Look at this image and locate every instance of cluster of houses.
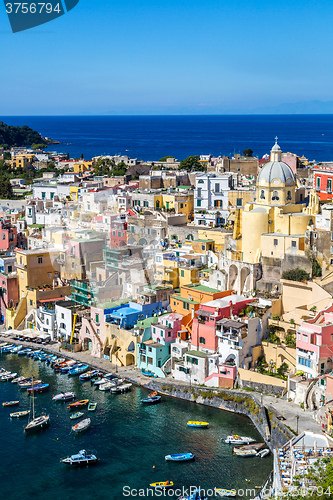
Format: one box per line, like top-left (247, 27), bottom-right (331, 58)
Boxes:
top-left (4, 140), bottom-right (333, 432)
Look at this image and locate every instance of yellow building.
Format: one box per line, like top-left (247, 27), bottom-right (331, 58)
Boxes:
top-left (73, 161), bottom-right (93, 173)
top-left (70, 185), bottom-right (80, 201)
top-left (197, 229), bottom-right (232, 253)
top-left (154, 192), bottom-right (194, 222)
top-left (11, 153), bottom-right (35, 170)
top-left (16, 249), bottom-right (61, 299)
top-left (241, 139), bottom-right (318, 264)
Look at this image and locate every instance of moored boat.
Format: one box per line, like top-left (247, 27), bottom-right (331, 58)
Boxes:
top-left (3, 400), bottom-right (19, 407)
top-left (215, 489), bottom-right (237, 497)
top-left (149, 481), bottom-right (174, 490)
top-left (67, 399), bottom-right (89, 410)
top-left (27, 383), bottom-right (50, 393)
top-left (71, 418), bottom-right (91, 433)
top-left (232, 443), bottom-right (264, 452)
top-left (110, 383), bottom-right (132, 393)
top-left (257, 448), bottom-right (270, 458)
top-left (165, 453), bottom-right (194, 461)
top-left (187, 421), bottom-right (209, 428)
top-left (88, 402), bottom-right (97, 411)
top-left (80, 370), bottom-right (99, 381)
top-left (10, 410), bottom-right (30, 418)
top-left (12, 376), bottom-right (26, 384)
top-left (1, 372), bottom-right (18, 381)
top-left (61, 449), bottom-right (98, 466)
top-left (25, 378), bottom-right (50, 433)
top-left (19, 379), bottom-right (42, 388)
top-left (70, 411), bottom-right (84, 420)
top-left (141, 395), bottom-right (161, 404)
top-left (68, 364), bottom-right (89, 376)
top-left (233, 448), bottom-right (257, 457)
top-left (52, 392), bottom-right (76, 401)
top-left (98, 381), bottom-right (116, 391)
top-left (224, 435), bottom-right (255, 445)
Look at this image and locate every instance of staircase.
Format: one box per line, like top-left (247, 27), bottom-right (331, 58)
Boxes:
top-left (161, 357), bottom-right (171, 376)
top-left (87, 319), bottom-right (103, 348)
top-left (305, 377), bottom-right (319, 410)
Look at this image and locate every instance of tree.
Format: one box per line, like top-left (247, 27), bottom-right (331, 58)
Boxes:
top-left (159, 156), bottom-right (175, 162)
top-left (243, 148), bottom-right (253, 157)
top-left (112, 161), bottom-right (127, 177)
top-left (179, 155), bottom-right (206, 172)
top-left (277, 362), bottom-right (289, 378)
top-left (0, 176), bottom-right (14, 199)
top-left (93, 158), bottom-right (115, 176)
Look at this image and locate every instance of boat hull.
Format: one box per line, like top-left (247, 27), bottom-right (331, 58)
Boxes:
top-left (165, 453), bottom-right (194, 461)
top-left (187, 421), bottom-right (209, 428)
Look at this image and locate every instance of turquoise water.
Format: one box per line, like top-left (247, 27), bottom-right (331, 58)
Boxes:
top-left (0, 353), bottom-right (272, 500)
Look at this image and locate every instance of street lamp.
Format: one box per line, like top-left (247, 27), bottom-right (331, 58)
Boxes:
top-left (296, 415), bottom-right (299, 435)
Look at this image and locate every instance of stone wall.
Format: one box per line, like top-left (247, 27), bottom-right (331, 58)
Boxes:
top-left (238, 367), bottom-right (287, 396)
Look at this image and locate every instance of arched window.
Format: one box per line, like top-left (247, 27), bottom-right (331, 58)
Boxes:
top-left (260, 190), bottom-right (265, 200)
top-left (199, 336), bottom-right (206, 344)
top-left (272, 190), bottom-right (280, 201)
top-left (286, 190), bottom-right (292, 201)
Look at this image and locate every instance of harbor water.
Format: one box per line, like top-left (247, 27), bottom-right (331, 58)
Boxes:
top-left (0, 353), bottom-right (272, 500)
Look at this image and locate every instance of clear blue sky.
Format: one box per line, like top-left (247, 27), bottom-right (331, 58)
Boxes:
top-left (1, 0), bottom-right (333, 115)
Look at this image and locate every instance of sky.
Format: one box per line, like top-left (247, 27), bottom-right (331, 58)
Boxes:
top-left (1, 0), bottom-right (333, 115)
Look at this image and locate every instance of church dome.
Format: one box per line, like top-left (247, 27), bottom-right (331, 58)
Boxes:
top-left (257, 161), bottom-right (295, 184)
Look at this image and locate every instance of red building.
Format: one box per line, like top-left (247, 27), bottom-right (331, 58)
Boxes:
top-left (0, 219), bottom-right (17, 251)
top-left (110, 216), bottom-right (127, 248)
top-left (314, 165), bottom-right (333, 201)
top-left (0, 272), bottom-right (19, 324)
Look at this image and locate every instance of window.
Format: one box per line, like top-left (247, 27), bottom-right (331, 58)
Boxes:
top-left (112, 231), bottom-right (116, 235)
top-left (197, 200), bottom-right (201, 207)
top-left (286, 190), bottom-right (292, 201)
top-left (214, 200), bottom-right (222, 207)
top-left (1, 234), bottom-right (5, 240)
top-left (197, 188), bottom-right (202, 198)
top-left (298, 356), bottom-right (311, 368)
top-left (38, 257), bottom-right (43, 264)
top-left (46, 319), bottom-right (49, 325)
top-left (147, 357), bottom-right (153, 365)
top-left (30, 300), bottom-right (33, 306)
top-left (202, 245), bottom-right (205, 250)
top-left (199, 336), bottom-right (206, 344)
top-left (95, 314), bottom-right (99, 323)
top-left (236, 198), bottom-right (242, 206)
top-left (272, 190), bottom-right (280, 201)
top-left (215, 183), bottom-right (220, 193)
top-left (117, 231), bottom-right (121, 237)
top-left (140, 354), bottom-right (146, 362)
top-left (316, 176), bottom-right (321, 190)
top-left (48, 273), bottom-right (52, 279)
top-left (42, 192), bottom-right (46, 199)
top-left (180, 203), bottom-right (184, 209)
top-left (188, 357), bottom-right (198, 365)
top-left (153, 327), bottom-right (155, 333)
top-left (260, 190), bottom-right (265, 200)
top-left (292, 240), bottom-right (297, 248)
top-left (302, 334), bottom-right (308, 342)
top-left (61, 313), bottom-right (64, 319)
top-left (8, 266), bottom-right (12, 273)
top-left (21, 272), bottom-right (23, 279)
top-left (274, 239), bottom-right (278, 246)
top-left (198, 179), bottom-right (204, 184)
top-left (327, 179), bottom-right (332, 193)
top-left (181, 270), bottom-right (184, 277)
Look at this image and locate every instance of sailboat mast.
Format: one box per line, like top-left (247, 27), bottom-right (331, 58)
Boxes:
top-left (32, 376), bottom-right (34, 419)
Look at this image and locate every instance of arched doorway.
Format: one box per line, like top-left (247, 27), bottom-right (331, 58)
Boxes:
top-left (126, 353), bottom-right (135, 366)
top-left (228, 264), bottom-right (238, 289)
top-left (240, 267), bottom-right (250, 293)
top-left (83, 337), bottom-right (92, 351)
top-left (139, 238), bottom-right (147, 246)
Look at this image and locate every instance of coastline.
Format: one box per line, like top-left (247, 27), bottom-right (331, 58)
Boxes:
top-left (1, 335), bottom-right (320, 450)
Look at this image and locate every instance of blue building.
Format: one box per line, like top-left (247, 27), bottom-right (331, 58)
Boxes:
top-left (105, 301), bottom-right (165, 330)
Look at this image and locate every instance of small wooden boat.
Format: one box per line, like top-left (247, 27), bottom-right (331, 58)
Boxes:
top-left (88, 402), bottom-right (97, 411)
top-left (141, 395), bottom-right (161, 404)
top-left (187, 421), bottom-right (209, 428)
top-left (3, 400), bottom-right (19, 407)
top-left (98, 381), bottom-right (115, 391)
top-left (165, 452), bottom-right (194, 461)
top-left (67, 399), bottom-right (89, 410)
top-left (52, 392), bottom-right (76, 402)
top-left (27, 383), bottom-right (50, 393)
top-left (71, 418), bottom-right (91, 433)
top-left (215, 489), bottom-right (237, 497)
top-left (68, 364), bottom-right (89, 376)
top-left (11, 376), bottom-right (26, 384)
top-left (61, 449), bottom-right (98, 466)
top-left (233, 448), bottom-right (257, 457)
top-left (149, 481), bottom-right (174, 490)
top-left (80, 370), bottom-right (99, 381)
top-left (19, 379), bottom-right (42, 388)
top-left (232, 442), bottom-right (264, 452)
top-left (224, 435), bottom-right (255, 445)
top-left (148, 391), bottom-right (158, 398)
top-left (10, 410), bottom-right (30, 418)
top-left (1, 372), bottom-right (17, 381)
top-left (70, 412), bottom-right (84, 420)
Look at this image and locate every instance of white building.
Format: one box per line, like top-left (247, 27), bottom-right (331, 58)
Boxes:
top-left (55, 301), bottom-right (73, 341)
top-left (194, 173), bottom-right (233, 226)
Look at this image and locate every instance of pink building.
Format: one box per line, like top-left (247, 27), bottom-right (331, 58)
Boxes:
top-left (151, 313), bottom-right (182, 345)
top-left (0, 219), bottom-right (17, 251)
top-left (0, 272), bottom-right (19, 324)
top-left (296, 305), bottom-right (333, 378)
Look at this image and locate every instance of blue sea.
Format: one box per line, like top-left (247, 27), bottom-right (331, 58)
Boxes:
top-left (3, 115), bottom-right (333, 162)
top-left (0, 353), bottom-right (272, 500)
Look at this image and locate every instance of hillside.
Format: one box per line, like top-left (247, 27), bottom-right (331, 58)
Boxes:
top-left (0, 121), bottom-right (47, 147)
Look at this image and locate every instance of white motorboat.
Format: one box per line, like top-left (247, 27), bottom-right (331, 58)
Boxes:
top-left (12, 376), bottom-right (26, 384)
top-left (25, 378), bottom-right (50, 433)
top-left (61, 449), bottom-right (98, 466)
top-left (99, 381), bottom-right (115, 391)
top-left (110, 383), bottom-right (132, 393)
top-left (52, 392), bottom-right (76, 401)
top-left (224, 435), bottom-right (255, 445)
top-left (71, 418), bottom-right (91, 433)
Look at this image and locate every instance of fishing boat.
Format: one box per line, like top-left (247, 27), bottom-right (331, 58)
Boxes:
top-left (68, 364), bottom-right (89, 376)
top-left (60, 449), bottom-right (98, 466)
top-left (232, 443), bottom-right (264, 452)
top-left (70, 412), bottom-right (84, 420)
top-left (88, 402), bottom-right (97, 411)
top-left (177, 488), bottom-right (207, 500)
top-left (10, 410), bottom-right (30, 418)
top-left (79, 370), bottom-right (99, 381)
top-left (224, 435), bottom-right (255, 445)
top-left (71, 418), bottom-right (91, 434)
top-left (67, 399), bottom-right (89, 410)
top-left (60, 362), bottom-right (81, 373)
top-left (165, 453), bottom-right (194, 461)
top-left (18, 348), bottom-right (32, 356)
top-left (19, 379), bottom-right (42, 388)
top-left (149, 481), bottom-right (174, 490)
top-left (52, 392), bottom-right (76, 402)
top-left (110, 383), bottom-right (132, 393)
top-left (25, 378), bottom-right (50, 432)
top-left (141, 395), bottom-right (161, 404)
top-left (215, 489), bottom-right (237, 497)
top-left (2, 400), bottom-right (19, 407)
top-left (27, 383), bottom-right (50, 393)
top-left (187, 421), bottom-right (209, 428)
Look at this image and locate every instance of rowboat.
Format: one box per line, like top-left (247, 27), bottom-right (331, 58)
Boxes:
top-left (141, 395), bottom-right (161, 404)
top-left (233, 448), bottom-right (257, 457)
top-left (27, 383), bottom-right (50, 393)
top-left (149, 481), bottom-right (174, 490)
top-left (67, 399), bottom-right (89, 409)
top-left (1, 372), bottom-right (17, 381)
top-left (141, 369), bottom-right (155, 377)
top-left (71, 418), bottom-right (91, 434)
top-left (61, 449), bottom-right (98, 466)
top-left (3, 400), bottom-right (19, 407)
top-left (79, 370), bottom-right (99, 381)
top-left (88, 402), bottom-right (97, 411)
top-left (70, 412), bottom-right (84, 420)
top-left (224, 435), bottom-right (255, 445)
top-left (165, 453), bottom-right (194, 461)
top-left (215, 489), bottom-right (237, 497)
top-left (60, 362), bottom-right (81, 373)
top-left (10, 410), bottom-right (30, 418)
top-left (187, 421), bottom-right (209, 428)
top-left (68, 364), bottom-right (89, 376)
top-left (19, 379), bottom-right (42, 388)
top-left (52, 392), bottom-right (76, 401)
top-left (232, 443), bottom-right (264, 452)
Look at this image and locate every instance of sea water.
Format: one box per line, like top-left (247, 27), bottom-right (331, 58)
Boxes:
top-left (0, 353), bottom-right (272, 500)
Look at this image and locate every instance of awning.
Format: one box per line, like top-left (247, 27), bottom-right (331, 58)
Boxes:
top-left (39, 297), bottom-right (66, 303)
top-left (38, 333), bottom-right (51, 339)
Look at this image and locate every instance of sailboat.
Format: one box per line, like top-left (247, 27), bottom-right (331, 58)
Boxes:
top-left (25, 377), bottom-right (50, 432)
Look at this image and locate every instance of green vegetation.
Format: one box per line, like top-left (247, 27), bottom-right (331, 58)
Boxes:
top-left (285, 332), bottom-right (296, 348)
top-left (178, 155), bottom-right (206, 172)
top-left (0, 122), bottom-right (47, 147)
top-left (93, 158), bottom-right (127, 177)
top-left (243, 148), bottom-right (253, 157)
top-left (272, 314), bottom-right (281, 320)
top-left (282, 268), bottom-right (310, 282)
top-left (158, 156), bottom-right (175, 162)
top-left (311, 256), bottom-right (322, 277)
